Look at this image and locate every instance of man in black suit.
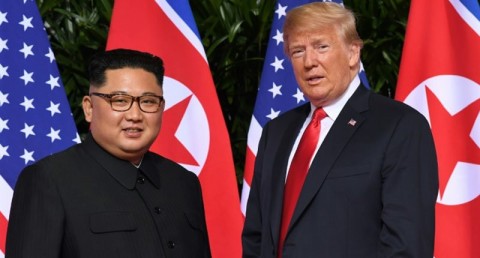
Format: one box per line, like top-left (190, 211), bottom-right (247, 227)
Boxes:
top-left (6, 49), bottom-right (211, 257)
top-left (242, 2), bottom-right (438, 257)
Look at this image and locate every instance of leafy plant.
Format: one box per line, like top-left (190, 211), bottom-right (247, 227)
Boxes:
top-left (345, 0), bottom-right (410, 97)
top-left (190, 0), bottom-right (276, 183)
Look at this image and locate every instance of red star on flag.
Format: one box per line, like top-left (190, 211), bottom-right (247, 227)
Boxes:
top-left (426, 87), bottom-right (480, 198)
top-left (151, 95), bottom-right (198, 167)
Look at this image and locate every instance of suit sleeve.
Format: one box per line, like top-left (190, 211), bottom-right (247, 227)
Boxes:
top-left (242, 123), bottom-right (269, 258)
top-left (379, 110), bottom-right (438, 257)
top-left (6, 162), bottom-right (65, 257)
top-left (192, 173), bottom-right (212, 258)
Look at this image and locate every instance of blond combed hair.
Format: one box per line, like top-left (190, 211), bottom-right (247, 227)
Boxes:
top-left (283, 2), bottom-right (363, 54)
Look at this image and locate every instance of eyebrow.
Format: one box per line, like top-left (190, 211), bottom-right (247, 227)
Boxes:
top-left (105, 91), bottom-right (161, 96)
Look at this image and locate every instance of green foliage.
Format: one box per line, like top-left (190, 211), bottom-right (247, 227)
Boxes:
top-left (37, 0), bottom-right (112, 136)
top-left (37, 0), bottom-right (409, 186)
top-left (344, 0), bottom-right (410, 97)
top-left (190, 0), bottom-right (276, 183)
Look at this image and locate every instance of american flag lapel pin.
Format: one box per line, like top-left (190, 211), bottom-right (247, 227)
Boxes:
top-left (348, 119), bottom-right (357, 126)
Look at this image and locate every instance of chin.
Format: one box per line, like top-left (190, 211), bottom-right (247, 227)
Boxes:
top-left (120, 143), bottom-right (147, 153)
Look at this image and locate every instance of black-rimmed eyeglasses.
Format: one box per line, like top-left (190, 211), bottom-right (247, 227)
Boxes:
top-left (90, 92), bottom-right (164, 113)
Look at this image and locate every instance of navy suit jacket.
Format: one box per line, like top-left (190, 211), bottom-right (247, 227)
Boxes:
top-left (242, 86), bottom-right (438, 257)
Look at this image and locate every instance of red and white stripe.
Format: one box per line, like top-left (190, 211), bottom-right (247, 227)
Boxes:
top-left (0, 175), bottom-right (13, 257)
top-left (241, 117), bottom-right (262, 215)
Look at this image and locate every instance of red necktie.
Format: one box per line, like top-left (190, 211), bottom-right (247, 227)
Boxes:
top-left (278, 108), bottom-right (327, 257)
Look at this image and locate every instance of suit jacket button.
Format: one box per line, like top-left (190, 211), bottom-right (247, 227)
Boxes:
top-left (154, 207), bottom-right (162, 214)
top-left (136, 176), bottom-right (145, 184)
top-left (167, 240), bottom-right (175, 249)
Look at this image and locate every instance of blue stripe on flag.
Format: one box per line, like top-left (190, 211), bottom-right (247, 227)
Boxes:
top-left (165, 0), bottom-right (201, 39)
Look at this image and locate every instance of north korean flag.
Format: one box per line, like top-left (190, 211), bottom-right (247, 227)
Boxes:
top-left (395, 0), bottom-right (480, 257)
top-left (106, 0), bottom-right (243, 257)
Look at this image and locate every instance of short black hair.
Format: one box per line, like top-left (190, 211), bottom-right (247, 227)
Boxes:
top-left (88, 48), bottom-right (165, 88)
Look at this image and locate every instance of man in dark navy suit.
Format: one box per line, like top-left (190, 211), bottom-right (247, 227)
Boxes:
top-left (242, 3), bottom-right (438, 257)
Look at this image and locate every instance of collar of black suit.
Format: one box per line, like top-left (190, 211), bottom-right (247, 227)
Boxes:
top-left (298, 82), bottom-right (369, 118)
top-left (83, 134), bottom-right (161, 190)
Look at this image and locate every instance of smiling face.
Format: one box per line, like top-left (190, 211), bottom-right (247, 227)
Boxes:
top-left (287, 27), bottom-right (360, 107)
top-left (82, 68), bottom-right (164, 164)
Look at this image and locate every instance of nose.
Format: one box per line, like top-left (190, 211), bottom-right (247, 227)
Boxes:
top-left (124, 100), bottom-right (143, 121)
top-left (304, 47), bottom-right (318, 68)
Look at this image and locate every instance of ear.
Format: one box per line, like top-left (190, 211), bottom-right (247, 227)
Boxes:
top-left (348, 43), bottom-right (361, 67)
top-left (82, 95), bottom-right (93, 122)
top-left (159, 98), bottom-right (166, 113)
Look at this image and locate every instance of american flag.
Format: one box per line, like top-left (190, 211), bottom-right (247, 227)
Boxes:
top-left (241, 0), bottom-right (370, 214)
top-left (0, 0), bottom-right (79, 255)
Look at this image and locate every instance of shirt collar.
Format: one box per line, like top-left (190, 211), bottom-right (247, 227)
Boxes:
top-left (139, 154), bottom-right (161, 189)
top-left (83, 135), bottom-right (160, 189)
top-left (311, 74), bottom-right (360, 120)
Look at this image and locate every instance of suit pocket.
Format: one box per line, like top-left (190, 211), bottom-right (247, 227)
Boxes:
top-left (326, 164), bottom-right (371, 179)
top-left (184, 212), bottom-right (206, 232)
top-left (89, 211), bottom-right (137, 233)
top-left (180, 212), bottom-right (209, 255)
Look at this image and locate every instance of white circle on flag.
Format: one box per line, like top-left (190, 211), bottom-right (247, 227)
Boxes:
top-left (404, 75), bottom-right (480, 205)
top-left (162, 76), bottom-right (210, 176)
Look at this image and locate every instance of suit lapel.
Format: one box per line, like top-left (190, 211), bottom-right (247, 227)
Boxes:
top-left (269, 104), bottom-right (311, 248)
top-left (288, 86), bottom-right (370, 231)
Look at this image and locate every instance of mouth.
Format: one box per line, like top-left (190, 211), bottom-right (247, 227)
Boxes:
top-left (123, 127), bottom-right (143, 135)
top-left (306, 75), bottom-right (324, 84)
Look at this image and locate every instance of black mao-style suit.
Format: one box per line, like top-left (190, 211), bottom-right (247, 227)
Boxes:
top-left (6, 135), bottom-right (211, 258)
top-left (243, 85), bottom-right (438, 257)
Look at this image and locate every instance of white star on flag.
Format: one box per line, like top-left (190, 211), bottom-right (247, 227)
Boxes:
top-left (20, 148), bottom-right (34, 164)
top-left (46, 101), bottom-right (61, 116)
top-left (0, 63), bottom-right (8, 78)
top-left (275, 4), bottom-right (288, 19)
top-left (19, 15), bottom-right (33, 31)
top-left (272, 30), bottom-right (283, 45)
top-left (45, 48), bottom-right (55, 63)
top-left (46, 75), bottom-right (60, 89)
top-left (20, 123), bottom-right (35, 138)
top-left (20, 69), bottom-right (34, 85)
top-left (0, 37), bottom-right (8, 52)
top-left (0, 117), bottom-right (8, 132)
top-left (269, 82), bottom-right (283, 98)
top-left (270, 56), bottom-right (284, 72)
top-left (19, 42), bottom-right (34, 58)
top-left (0, 91), bottom-right (9, 106)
